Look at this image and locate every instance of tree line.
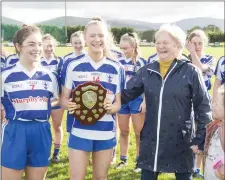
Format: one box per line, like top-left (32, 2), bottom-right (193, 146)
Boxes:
top-left (2, 24), bottom-right (224, 44)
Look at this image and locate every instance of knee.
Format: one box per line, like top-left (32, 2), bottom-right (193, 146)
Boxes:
top-left (120, 130), bottom-right (130, 137)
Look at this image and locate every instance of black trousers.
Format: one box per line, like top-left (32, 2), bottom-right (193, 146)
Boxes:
top-left (141, 170), bottom-right (193, 180)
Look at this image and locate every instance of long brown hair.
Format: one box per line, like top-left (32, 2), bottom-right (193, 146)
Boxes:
top-left (13, 25), bottom-right (43, 55)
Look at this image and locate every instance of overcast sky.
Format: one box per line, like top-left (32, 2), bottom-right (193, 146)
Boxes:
top-left (2, 2), bottom-right (224, 23)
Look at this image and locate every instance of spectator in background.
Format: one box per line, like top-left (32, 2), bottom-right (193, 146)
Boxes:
top-left (186, 29), bottom-right (216, 179)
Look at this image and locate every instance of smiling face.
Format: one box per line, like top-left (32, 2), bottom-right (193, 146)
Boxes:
top-left (16, 32), bottom-right (42, 63)
top-left (71, 36), bottom-right (85, 54)
top-left (84, 23), bottom-right (107, 55)
top-left (190, 35), bottom-right (204, 57)
top-left (155, 31), bottom-right (179, 61)
top-left (119, 39), bottom-right (134, 59)
top-left (43, 39), bottom-right (55, 58)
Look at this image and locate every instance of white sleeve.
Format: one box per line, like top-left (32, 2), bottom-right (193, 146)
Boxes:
top-left (1, 73), bottom-right (6, 98)
top-left (1, 76), bottom-right (4, 98)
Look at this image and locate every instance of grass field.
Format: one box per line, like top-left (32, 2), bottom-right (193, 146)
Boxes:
top-left (5, 46), bottom-right (224, 180)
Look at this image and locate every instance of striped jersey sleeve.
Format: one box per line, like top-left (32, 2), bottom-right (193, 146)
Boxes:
top-left (214, 56), bottom-right (225, 84)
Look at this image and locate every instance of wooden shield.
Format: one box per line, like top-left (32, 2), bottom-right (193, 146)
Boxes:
top-left (71, 81), bottom-right (107, 125)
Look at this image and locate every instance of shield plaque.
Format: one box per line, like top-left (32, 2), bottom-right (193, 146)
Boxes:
top-left (71, 81), bottom-right (107, 125)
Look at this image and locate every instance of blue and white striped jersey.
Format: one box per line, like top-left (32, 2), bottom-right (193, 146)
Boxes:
top-left (147, 53), bottom-right (158, 64)
top-left (214, 56), bottom-right (225, 85)
top-left (6, 54), bottom-right (19, 67)
top-left (61, 55), bottom-right (125, 140)
top-left (119, 57), bottom-right (146, 87)
top-left (1, 54), bottom-right (6, 68)
top-left (110, 49), bottom-right (123, 59)
top-left (199, 54), bottom-right (215, 90)
top-left (40, 56), bottom-right (63, 76)
top-left (1, 62), bottom-right (59, 122)
top-left (63, 51), bottom-right (86, 63)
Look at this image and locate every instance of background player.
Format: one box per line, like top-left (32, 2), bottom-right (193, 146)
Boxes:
top-left (116, 32), bottom-right (146, 172)
top-left (41, 33), bottom-right (64, 162)
top-left (63, 31), bottom-right (86, 63)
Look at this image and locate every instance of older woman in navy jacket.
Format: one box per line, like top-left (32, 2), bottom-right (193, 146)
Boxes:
top-left (121, 24), bottom-right (211, 180)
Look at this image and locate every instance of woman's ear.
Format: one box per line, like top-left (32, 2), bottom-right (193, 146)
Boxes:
top-left (15, 43), bottom-right (21, 54)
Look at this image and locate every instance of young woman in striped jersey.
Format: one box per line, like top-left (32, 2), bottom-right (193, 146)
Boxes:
top-left (41, 34), bottom-right (64, 163)
top-left (186, 29), bottom-right (215, 179)
top-left (60, 17), bottom-right (125, 180)
top-left (63, 31), bottom-right (86, 63)
top-left (1, 25), bottom-right (59, 180)
top-left (116, 32), bottom-right (146, 172)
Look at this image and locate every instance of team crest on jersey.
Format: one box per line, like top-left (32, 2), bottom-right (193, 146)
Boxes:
top-left (43, 81), bottom-right (49, 90)
top-left (107, 74), bottom-right (113, 83)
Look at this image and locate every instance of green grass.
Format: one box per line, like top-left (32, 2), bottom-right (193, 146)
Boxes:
top-left (5, 46), bottom-right (224, 180)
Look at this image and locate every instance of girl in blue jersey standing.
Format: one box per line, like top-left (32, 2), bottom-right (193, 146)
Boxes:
top-left (60, 17), bottom-right (125, 180)
top-left (186, 29), bottom-right (215, 91)
top-left (186, 29), bottom-right (215, 179)
top-left (63, 31), bottom-right (86, 63)
top-left (1, 25), bottom-right (59, 180)
top-left (63, 31), bottom-right (87, 135)
top-left (116, 32), bottom-right (146, 172)
top-left (41, 34), bottom-right (64, 163)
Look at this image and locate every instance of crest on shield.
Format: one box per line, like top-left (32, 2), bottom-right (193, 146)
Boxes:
top-left (71, 81), bottom-right (107, 125)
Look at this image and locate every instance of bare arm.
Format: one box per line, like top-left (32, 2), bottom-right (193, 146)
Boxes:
top-left (60, 86), bottom-right (77, 113)
top-left (186, 42), bottom-right (210, 72)
top-left (213, 79), bottom-right (222, 104)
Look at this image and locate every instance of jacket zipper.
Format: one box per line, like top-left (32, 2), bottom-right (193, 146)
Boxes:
top-left (148, 62), bottom-right (177, 172)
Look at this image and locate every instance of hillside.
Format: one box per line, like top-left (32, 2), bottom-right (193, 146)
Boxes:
top-left (2, 16), bottom-right (224, 31)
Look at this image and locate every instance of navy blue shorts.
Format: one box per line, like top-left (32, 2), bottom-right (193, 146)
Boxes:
top-left (119, 96), bottom-right (143, 114)
top-left (1, 120), bottom-right (52, 170)
top-left (68, 134), bottom-right (116, 152)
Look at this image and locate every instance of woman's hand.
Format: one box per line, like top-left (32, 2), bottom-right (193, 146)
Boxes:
top-left (67, 98), bottom-right (78, 114)
top-left (103, 98), bottom-right (116, 114)
top-left (190, 145), bottom-right (203, 155)
top-left (185, 41), bottom-right (195, 53)
top-left (139, 101), bottom-right (146, 114)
